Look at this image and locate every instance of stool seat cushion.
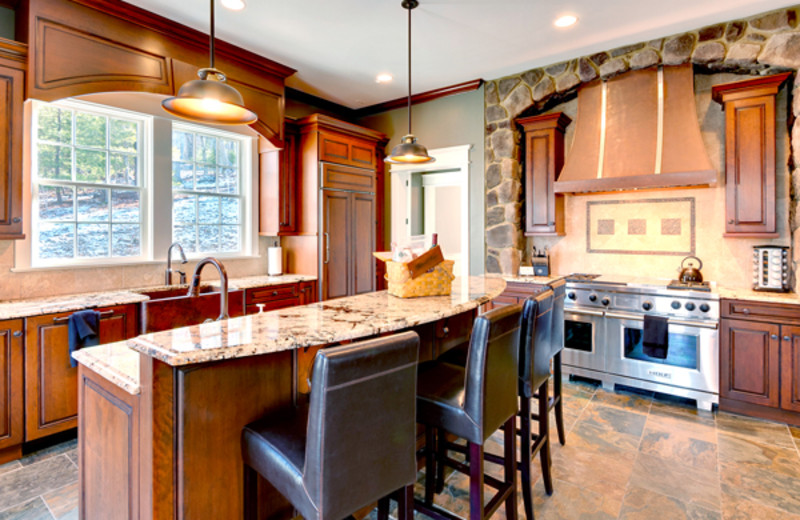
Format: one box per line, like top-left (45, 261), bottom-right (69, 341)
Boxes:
top-left (242, 404), bottom-right (314, 520)
top-left (417, 360), bottom-right (482, 444)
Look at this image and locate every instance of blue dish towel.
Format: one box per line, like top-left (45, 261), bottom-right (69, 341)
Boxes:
top-left (68, 310), bottom-right (101, 367)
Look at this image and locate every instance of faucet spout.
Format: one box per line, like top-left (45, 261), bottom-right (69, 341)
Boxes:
top-left (166, 242), bottom-right (188, 285)
top-left (187, 257), bottom-right (229, 321)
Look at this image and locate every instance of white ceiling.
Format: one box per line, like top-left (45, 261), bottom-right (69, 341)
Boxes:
top-left (126, 0), bottom-right (797, 109)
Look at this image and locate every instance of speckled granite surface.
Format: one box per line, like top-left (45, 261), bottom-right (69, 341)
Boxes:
top-left (717, 286), bottom-right (799, 306)
top-left (0, 291), bottom-right (150, 321)
top-left (72, 342), bottom-right (141, 395)
top-left (128, 276), bottom-right (505, 367)
top-left (210, 274), bottom-right (317, 290)
top-left (504, 275), bottom-right (566, 285)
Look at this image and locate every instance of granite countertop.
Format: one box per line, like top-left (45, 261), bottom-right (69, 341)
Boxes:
top-left (127, 276), bottom-right (505, 367)
top-left (716, 286), bottom-right (800, 306)
top-left (503, 275), bottom-right (566, 285)
top-left (0, 274), bottom-right (320, 321)
top-left (72, 341), bottom-right (141, 395)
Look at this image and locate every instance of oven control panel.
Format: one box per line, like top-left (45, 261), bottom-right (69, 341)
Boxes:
top-left (565, 286), bottom-right (719, 321)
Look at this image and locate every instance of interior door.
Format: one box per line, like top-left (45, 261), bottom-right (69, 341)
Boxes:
top-left (351, 192), bottom-right (375, 295)
top-left (321, 189), bottom-right (351, 300)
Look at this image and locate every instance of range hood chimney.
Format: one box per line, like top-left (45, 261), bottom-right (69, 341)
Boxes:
top-left (554, 64), bottom-right (716, 193)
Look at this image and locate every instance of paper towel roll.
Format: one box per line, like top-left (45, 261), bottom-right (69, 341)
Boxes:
top-left (267, 247), bottom-right (283, 276)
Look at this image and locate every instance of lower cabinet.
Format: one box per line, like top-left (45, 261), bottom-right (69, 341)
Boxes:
top-left (24, 304), bottom-right (137, 441)
top-left (720, 299), bottom-right (800, 425)
top-left (484, 281), bottom-right (549, 311)
top-left (244, 281), bottom-right (318, 315)
top-left (0, 320), bottom-right (23, 462)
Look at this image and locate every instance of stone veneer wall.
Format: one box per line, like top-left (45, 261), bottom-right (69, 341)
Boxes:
top-left (484, 6), bottom-right (800, 289)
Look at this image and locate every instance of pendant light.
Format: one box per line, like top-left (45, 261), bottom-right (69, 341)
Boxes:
top-left (386, 0), bottom-right (435, 164)
top-left (162, 0), bottom-right (257, 125)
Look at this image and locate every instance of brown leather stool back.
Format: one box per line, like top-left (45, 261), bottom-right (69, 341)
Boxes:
top-left (304, 332), bottom-right (419, 520)
top-left (463, 304), bottom-right (521, 443)
top-left (531, 290), bottom-right (554, 394)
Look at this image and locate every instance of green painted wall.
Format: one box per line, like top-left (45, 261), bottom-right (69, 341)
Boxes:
top-left (0, 7), bottom-right (14, 40)
top-left (358, 87), bottom-right (486, 275)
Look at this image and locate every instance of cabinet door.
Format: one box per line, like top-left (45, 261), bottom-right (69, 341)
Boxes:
top-left (0, 320), bottom-right (23, 452)
top-left (351, 192), bottom-right (375, 295)
top-left (25, 305), bottom-right (137, 441)
top-left (321, 190), bottom-right (351, 301)
top-left (299, 281), bottom-right (318, 304)
top-left (279, 121), bottom-right (298, 234)
top-left (720, 319), bottom-right (780, 407)
top-left (0, 61), bottom-right (24, 239)
top-left (319, 131), bottom-right (377, 169)
top-left (781, 326), bottom-right (800, 413)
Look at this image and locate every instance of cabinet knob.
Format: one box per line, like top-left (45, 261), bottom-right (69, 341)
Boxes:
top-left (12, 331), bottom-right (21, 337)
top-left (12, 217), bottom-right (20, 224)
top-left (742, 308), bottom-right (750, 315)
top-left (771, 334), bottom-right (778, 340)
top-left (785, 336), bottom-right (791, 342)
top-left (728, 219), bottom-right (734, 224)
top-left (272, 291), bottom-right (278, 296)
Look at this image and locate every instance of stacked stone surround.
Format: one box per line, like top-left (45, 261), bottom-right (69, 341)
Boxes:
top-left (484, 6), bottom-right (800, 288)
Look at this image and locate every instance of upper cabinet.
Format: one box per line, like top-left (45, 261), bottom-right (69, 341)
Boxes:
top-left (712, 72), bottom-right (791, 238)
top-left (260, 119), bottom-right (299, 236)
top-left (517, 112), bottom-right (571, 236)
top-left (0, 39), bottom-right (25, 240)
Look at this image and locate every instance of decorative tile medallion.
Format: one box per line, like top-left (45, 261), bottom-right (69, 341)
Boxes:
top-left (587, 198), bottom-right (695, 255)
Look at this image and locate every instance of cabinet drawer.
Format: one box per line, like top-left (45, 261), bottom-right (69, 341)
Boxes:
top-left (321, 163), bottom-right (376, 192)
top-left (246, 284), bottom-right (299, 304)
top-left (722, 299), bottom-right (800, 324)
top-left (246, 298), bottom-right (300, 315)
top-left (320, 132), bottom-right (377, 169)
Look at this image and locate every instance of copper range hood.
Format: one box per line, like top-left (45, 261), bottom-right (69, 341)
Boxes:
top-left (555, 64), bottom-right (716, 193)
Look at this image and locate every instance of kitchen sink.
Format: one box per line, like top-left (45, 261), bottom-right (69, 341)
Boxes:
top-left (138, 286), bottom-right (246, 333)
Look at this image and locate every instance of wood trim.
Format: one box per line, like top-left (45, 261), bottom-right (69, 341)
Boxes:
top-left (353, 79), bottom-right (484, 118)
top-left (297, 113), bottom-right (388, 144)
top-left (711, 72), bottom-right (792, 104)
top-left (285, 87), bottom-right (354, 118)
top-left (63, 0), bottom-right (295, 79)
top-left (554, 169), bottom-right (717, 193)
top-left (0, 37), bottom-right (27, 63)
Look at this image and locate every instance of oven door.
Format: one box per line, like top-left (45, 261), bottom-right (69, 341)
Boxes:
top-left (562, 308), bottom-right (606, 372)
top-left (604, 312), bottom-right (718, 395)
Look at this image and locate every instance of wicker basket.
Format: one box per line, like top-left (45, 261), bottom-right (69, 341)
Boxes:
top-left (385, 260), bottom-right (455, 298)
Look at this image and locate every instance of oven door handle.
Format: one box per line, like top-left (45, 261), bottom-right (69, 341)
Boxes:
top-left (567, 309), bottom-right (605, 317)
top-left (605, 311), bottom-right (718, 330)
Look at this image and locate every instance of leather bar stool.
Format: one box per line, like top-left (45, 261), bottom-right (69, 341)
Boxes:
top-left (415, 304), bottom-right (521, 520)
top-left (242, 331), bottom-right (420, 520)
top-left (545, 279), bottom-right (567, 446)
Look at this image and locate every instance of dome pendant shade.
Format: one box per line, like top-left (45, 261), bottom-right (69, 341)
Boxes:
top-left (162, 68), bottom-right (257, 125)
top-left (386, 134), bottom-right (435, 164)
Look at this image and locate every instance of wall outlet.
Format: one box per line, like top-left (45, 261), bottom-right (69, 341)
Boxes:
top-left (518, 266), bottom-right (534, 276)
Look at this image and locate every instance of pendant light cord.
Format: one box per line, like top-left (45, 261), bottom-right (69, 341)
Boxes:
top-left (407, 2), bottom-right (412, 135)
top-left (209, 0), bottom-right (216, 69)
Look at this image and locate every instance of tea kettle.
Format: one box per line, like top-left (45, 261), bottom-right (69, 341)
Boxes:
top-left (678, 256), bottom-right (704, 283)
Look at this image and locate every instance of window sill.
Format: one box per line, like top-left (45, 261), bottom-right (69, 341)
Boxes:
top-left (11, 254), bottom-right (263, 273)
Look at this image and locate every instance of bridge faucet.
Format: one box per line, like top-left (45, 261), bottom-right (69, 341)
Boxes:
top-left (165, 242), bottom-right (188, 285)
top-left (187, 257), bottom-right (229, 321)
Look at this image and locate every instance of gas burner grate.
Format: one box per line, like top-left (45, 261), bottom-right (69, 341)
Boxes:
top-left (565, 273), bottom-right (601, 282)
top-left (667, 280), bottom-right (712, 292)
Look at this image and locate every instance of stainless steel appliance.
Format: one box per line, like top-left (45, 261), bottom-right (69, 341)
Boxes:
top-left (752, 245), bottom-right (790, 292)
top-left (562, 274), bottom-right (720, 410)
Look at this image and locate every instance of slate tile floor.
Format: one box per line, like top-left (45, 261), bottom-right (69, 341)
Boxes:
top-left (2, 380), bottom-right (800, 519)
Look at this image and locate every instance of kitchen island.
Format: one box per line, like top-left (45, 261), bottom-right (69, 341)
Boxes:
top-left (72, 276), bottom-right (505, 520)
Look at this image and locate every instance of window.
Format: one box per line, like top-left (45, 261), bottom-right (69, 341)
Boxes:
top-left (171, 125), bottom-right (243, 254)
top-left (31, 101), bottom-right (148, 265)
top-left (25, 99), bottom-right (256, 269)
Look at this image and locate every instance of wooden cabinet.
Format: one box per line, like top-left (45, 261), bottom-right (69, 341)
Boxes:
top-left (245, 283), bottom-right (300, 314)
top-left (517, 113), bottom-right (571, 236)
top-left (283, 114), bottom-right (388, 301)
top-left (0, 40), bottom-right (26, 240)
top-left (24, 304), bottom-right (137, 441)
top-left (259, 119), bottom-right (299, 236)
top-left (712, 73), bottom-right (791, 237)
top-left (0, 320), bottom-right (23, 463)
top-left (484, 281), bottom-right (549, 311)
top-left (720, 298), bottom-right (800, 425)
top-left (299, 281), bottom-right (318, 305)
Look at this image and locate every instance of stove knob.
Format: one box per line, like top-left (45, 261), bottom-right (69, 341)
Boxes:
top-left (601, 297), bottom-right (610, 306)
top-left (589, 294), bottom-right (598, 302)
top-left (642, 301), bottom-right (653, 311)
top-left (567, 292), bottom-right (576, 300)
top-left (671, 301), bottom-right (681, 310)
top-left (699, 303), bottom-right (710, 313)
top-left (685, 302), bottom-right (696, 311)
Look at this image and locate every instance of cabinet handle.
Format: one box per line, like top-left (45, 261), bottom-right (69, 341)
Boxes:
top-left (12, 217), bottom-right (21, 224)
top-left (771, 334), bottom-right (778, 340)
top-left (53, 310), bottom-right (115, 324)
top-left (727, 219), bottom-right (734, 224)
top-left (742, 308), bottom-right (750, 315)
top-left (12, 331), bottom-right (21, 337)
top-left (324, 232), bottom-right (330, 264)
top-left (785, 336), bottom-right (791, 342)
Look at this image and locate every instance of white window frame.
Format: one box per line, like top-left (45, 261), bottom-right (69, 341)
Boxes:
top-left (28, 99), bottom-right (153, 268)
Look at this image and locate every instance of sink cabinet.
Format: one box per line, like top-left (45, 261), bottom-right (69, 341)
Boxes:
top-left (0, 320), bottom-right (23, 463)
top-left (24, 304), bottom-right (138, 441)
top-left (244, 281), bottom-right (318, 314)
top-left (720, 298), bottom-right (800, 425)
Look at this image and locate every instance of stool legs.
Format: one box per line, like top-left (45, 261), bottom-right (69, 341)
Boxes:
top-left (538, 383), bottom-right (554, 496)
top-left (425, 427), bottom-right (437, 506)
top-left (378, 486), bottom-right (414, 520)
top-left (503, 416), bottom-right (518, 520)
top-left (553, 353), bottom-right (566, 446)
top-left (469, 442), bottom-right (484, 520)
top-left (519, 398), bottom-right (534, 520)
top-left (243, 464), bottom-right (258, 520)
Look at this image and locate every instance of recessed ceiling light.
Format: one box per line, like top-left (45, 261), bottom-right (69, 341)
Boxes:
top-left (376, 73), bottom-right (393, 84)
top-left (221, 0), bottom-right (246, 11)
top-left (554, 14), bottom-right (578, 28)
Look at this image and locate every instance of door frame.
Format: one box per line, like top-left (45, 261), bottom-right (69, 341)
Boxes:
top-left (388, 145), bottom-right (472, 277)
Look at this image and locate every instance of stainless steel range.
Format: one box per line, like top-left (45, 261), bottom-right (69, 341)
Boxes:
top-left (562, 274), bottom-right (720, 411)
